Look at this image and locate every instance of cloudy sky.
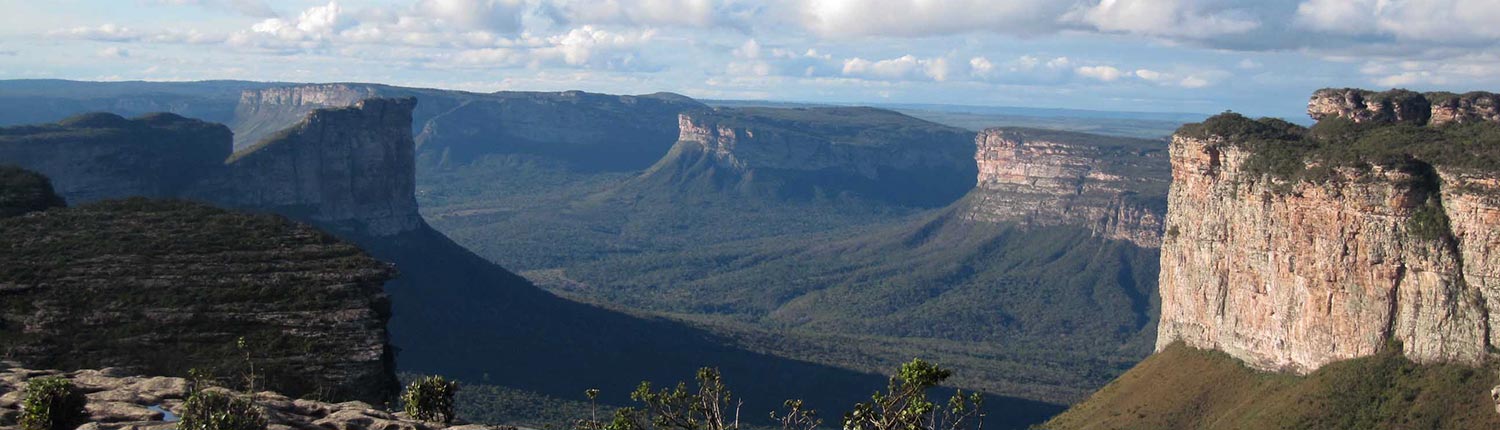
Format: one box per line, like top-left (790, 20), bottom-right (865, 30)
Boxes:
top-left (3, 0), bottom-right (1498, 117)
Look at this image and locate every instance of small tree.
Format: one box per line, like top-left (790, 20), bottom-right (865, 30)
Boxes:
top-left (178, 390), bottom-right (267, 430)
top-left (18, 377), bottom-right (88, 430)
top-left (402, 375), bottom-right (459, 424)
top-left (842, 359), bottom-right (983, 430)
top-left (771, 399), bottom-right (821, 430)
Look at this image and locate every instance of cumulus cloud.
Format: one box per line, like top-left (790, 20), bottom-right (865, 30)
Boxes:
top-left (1133, 67), bottom-right (1227, 88)
top-left (800, 0), bottom-right (1072, 38)
top-left (1066, 0), bottom-right (1261, 39)
top-left (727, 38), bottom-right (836, 77)
top-left (842, 55), bottom-right (953, 81)
top-left (51, 24), bottom-right (224, 44)
top-left (1295, 0), bottom-right (1500, 44)
top-left (415, 0), bottom-right (528, 33)
top-left (1076, 65), bottom-right (1123, 81)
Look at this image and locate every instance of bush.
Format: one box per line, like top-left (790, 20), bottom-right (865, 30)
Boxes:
top-left (178, 390), bottom-right (268, 430)
top-left (18, 377), bottom-right (88, 430)
top-left (842, 359), bottom-right (983, 430)
top-left (403, 375), bottom-right (460, 424)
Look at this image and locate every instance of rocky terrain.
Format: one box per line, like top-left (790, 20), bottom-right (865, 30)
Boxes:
top-left (0, 365), bottom-right (507, 430)
top-left (0, 186), bottom-right (397, 403)
top-left (621, 107), bottom-right (976, 206)
top-left (1156, 89), bottom-right (1500, 373)
top-left (230, 83), bottom-right (701, 172)
top-left (208, 98), bottom-right (424, 237)
top-left (962, 127), bottom-right (1168, 248)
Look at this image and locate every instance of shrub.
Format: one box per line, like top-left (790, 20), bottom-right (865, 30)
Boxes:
top-left (403, 375), bottom-right (460, 424)
top-left (178, 390), bottom-right (268, 430)
top-left (18, 377), bottom-right (88, 430)
top-left (842, 359), bottom-right (984, 430)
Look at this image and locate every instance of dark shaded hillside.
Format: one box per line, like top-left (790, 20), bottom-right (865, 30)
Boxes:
top-left (1044, 343), bottom-right (1500, 430)
top-left (0, 197), bottom-right (398, 403)
top-left (0, 79), bottom-right (280, 126)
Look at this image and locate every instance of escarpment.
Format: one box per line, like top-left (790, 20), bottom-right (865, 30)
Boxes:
top-left (0, 98), bottom-right (426, 238)
top-left (961, 128), bottom-right (1169, 248)
top-left (204, 97), bottom-right (423, 237)
top-left (1308, 87), bottom-right (1500, 126)
top-left (629, 107), bottom-right (977, 206)
top-left (1156, 89), bottom-right (1500, 374)
top-left (0, 197), bottom-right (397, 403)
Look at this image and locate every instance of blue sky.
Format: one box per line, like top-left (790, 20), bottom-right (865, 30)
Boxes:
top-left (3, 0), bottom-right (1499, 118)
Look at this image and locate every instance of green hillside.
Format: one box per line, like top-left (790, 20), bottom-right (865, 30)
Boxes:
top-left (1044, 343), bottom-right (1500, 430)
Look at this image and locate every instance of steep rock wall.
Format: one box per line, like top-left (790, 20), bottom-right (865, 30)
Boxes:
top-left (203, 98), bottom-right (422, 237)
top-left (962, 128), bottom-right (1169, 248)
top-left (231, 84), bottom-right (382, 149)
top-left (1156, 92), bottom-right (1500, 373)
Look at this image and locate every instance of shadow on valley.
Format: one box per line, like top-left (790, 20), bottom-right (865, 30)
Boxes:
top-left (352, 225), bottom-right (1066, 428)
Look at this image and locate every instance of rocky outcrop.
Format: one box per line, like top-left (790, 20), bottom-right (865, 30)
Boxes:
top-left (205, 98), bottom-right (423, 237)
top-left (961, 128), bottom-right (1169, 248)
top-left (0, 112), bottom-right (231, 204)
top-left (232, 84), bottom-right (383, 149)
top-left (632, 108), bottom-right (976, 206)
top-left (1156, 91), bottom-right (1500, 373)
top-left (1307, 88), bottom-right (1500, 126)
top-left (0, 366), bottom-right (509, 430)
top-left (0, 199), bottom-right (398, 403)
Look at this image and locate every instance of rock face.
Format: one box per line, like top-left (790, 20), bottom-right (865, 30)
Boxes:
top-left (0, 112), bottom-right (231, 204)
top-left (206, 98), bottom-right (423, 237)
top-left (1156, 90), bottom-right (1500, 373)
top-left (1307, 88), bottom-right (1500, 126)
top-left (0, 199), bottom-right (398, 403)
top-left (0, 365), bottom-right (508, 430)
top-left (962, 128), bottom-right (1169, 248)
top-left (231, 83), bottom-right (702, 171)
top-left (0, 99), bottom-right (425, 238)
top-left (634, 107), bottom-right (976, 206)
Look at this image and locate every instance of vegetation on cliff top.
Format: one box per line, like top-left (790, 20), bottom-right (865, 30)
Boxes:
top-left (0, 165), bottom-right (65, 217)
top-left (1178, 111), bottom-right (1500, 180)
top-left (1044, 342), bottom-right (1500, 430)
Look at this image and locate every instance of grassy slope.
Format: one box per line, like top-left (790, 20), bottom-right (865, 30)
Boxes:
top-left (1044, 343), bottom-right (1500, 430)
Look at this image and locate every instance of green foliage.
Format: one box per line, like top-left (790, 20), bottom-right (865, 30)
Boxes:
top-left (403, 375), bottom-right (460, 424)
top-left (843, 359), bottom-right (983, 430)
top-left (1046, 343), bottom-right (1500, 430)
top-left (0, 165), bottom-right (65, 218)
top-left (1407, 197), bottom-right (1453, 242)
top-left (18, 377), bottom-right (88, 430)
top-left (613, 368), bottom-right (741, 430)
top-left (178, 390), bottom-right (267, 430)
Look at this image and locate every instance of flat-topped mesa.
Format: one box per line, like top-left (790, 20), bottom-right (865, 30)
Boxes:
top-left (206, 97), bottom-right (422, 237)
top-left (232, 84), bottom-right (385, 149)
top-left (962, 128), bottom-right (1170, 248)
top-left (1308, 88), bottom-right (1500, 126)
top-left (647, 108), bottom-right (976, 207)
top-left (1157, 95), bottom-right (1500, 374)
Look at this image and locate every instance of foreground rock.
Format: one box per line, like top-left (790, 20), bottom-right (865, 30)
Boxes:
top-left (0, 365), bottom-right (514, 430)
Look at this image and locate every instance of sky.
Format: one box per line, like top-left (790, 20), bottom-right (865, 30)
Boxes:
top-left (2, 0), bottom-right (1499, 118)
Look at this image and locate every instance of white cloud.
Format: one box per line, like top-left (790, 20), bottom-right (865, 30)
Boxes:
top-left (800, 0), bottom-right (1073, 38)
top-left (152, 0), bottom-right (278, 18)
top-left (97, 47), bottom-right (130, 58)
top-left (1066, 0), bottom-right (1260, 39)
top-left (416, 0), bottom-right (528, 33)
top-left (841, 55), bottom-right (953, 81)
top-left (1133, 67), bottom-right (1227, 88)
top-left (1076, 65), bottom-right (1123, 81)
top-left (1295, 0), bottom-right (1500, 44)
top-left (51, 24), bottom-right (224, 44)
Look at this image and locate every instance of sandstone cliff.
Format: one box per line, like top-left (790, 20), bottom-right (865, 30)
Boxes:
top-left (1156, 89), bottom-right (1500, 373)
top-left (1308, 87), bottom-right (1500, 126)
top-left (626, 107), bottom-right (976, 206)
top-left (231, 84), bottom-right (383, 149)
top-left (206, 98), bottom-right (423, 237)
top-left (0, 198), bottom-right (397, 403)
top-left (961, 128), bottom-right (1168, 248)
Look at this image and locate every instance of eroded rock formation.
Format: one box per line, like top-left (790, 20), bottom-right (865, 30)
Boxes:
top-left (961, 128), bottom-right (1170, 248)
top-left (0, 366), bottom-right (505, 430)
top-left (206, 98), bottom-right (423, 237)
top-left (0, 199), bottom-right (397, 403)
top-left (1156, 89), bottom-right (1500, 373)
top-left (637, 108), bottom-right (976, 206)
top-left (1307, 88), bottom-right (1500, 126)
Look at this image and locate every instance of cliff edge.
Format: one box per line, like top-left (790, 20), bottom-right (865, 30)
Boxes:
top-left (1156, 89), bottom-right (1500, 373)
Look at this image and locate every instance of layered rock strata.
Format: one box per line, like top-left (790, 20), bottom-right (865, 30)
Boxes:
top-left (1156, 89), bottom-right (1500, 373)
top-left (0, 199), bottom-right (397, 403)
top-left (961, 128), bottom-right (1170, 248)
top-left (1308, 88), bottom-right (1500, 126)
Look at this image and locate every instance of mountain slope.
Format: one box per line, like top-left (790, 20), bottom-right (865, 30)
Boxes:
top-left (1044, 343), bottom-right (1500, 430)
